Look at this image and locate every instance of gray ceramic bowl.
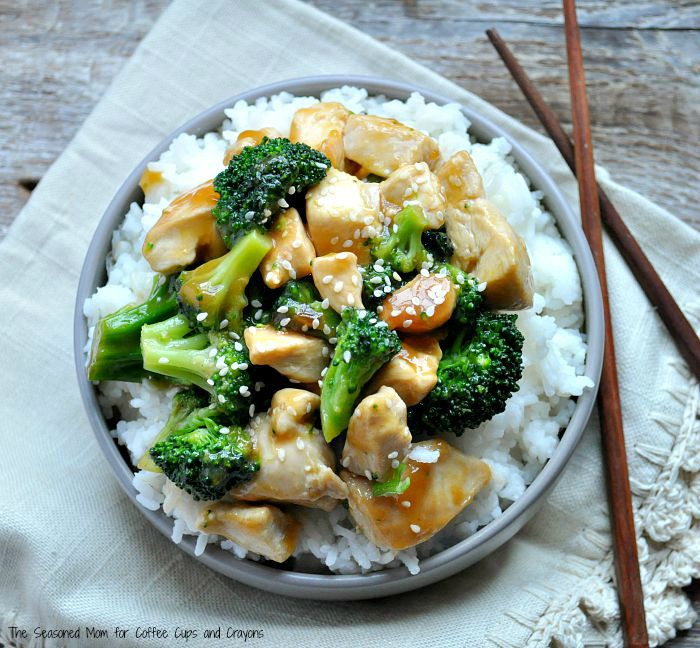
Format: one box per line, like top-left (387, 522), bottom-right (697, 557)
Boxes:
top-left (74, 75), bottom-right (604, 600)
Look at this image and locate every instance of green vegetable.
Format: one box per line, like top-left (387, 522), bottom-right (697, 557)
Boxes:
top-left (140, 314), bottom-right (254, 421)
top-left (147, 396), bottom-right (258, 501)
top-left (320, 308), bottom-right (402, 442)
top-left (87, 275), bottom-right (179, 382)
top-left (272, 279), bottom-right (340, 340)
top-left (371, 204), bottom-right (430, 274)
top-left (372, 463), bottom-right (410, 497)
top-left (437, 264), bottom-right (484, 333)
top-left (421, 229), bottom-right (454, 262)
top-left (213, 137), bottom-right (330, 246)
top-left (177, 230), bottom-right (272, 332)
top-left (409, 311), bottom-right (524, 435)
top-left (360, 262), bottom-right (403, 311)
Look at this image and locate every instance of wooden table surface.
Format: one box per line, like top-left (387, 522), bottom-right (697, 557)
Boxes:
top-left (1, 0), bottom-right (697, 643)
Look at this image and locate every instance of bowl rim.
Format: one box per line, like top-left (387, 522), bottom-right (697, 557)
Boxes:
top-left (74, 74), bottom-right (604, 600)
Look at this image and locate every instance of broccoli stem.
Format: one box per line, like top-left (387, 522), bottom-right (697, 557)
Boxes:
top-left (140, 315), bottom-right (214, 391)
top-left (87, 276), bottom-right (178, 382)
top-left (178, 230), bottom-right (272, 331)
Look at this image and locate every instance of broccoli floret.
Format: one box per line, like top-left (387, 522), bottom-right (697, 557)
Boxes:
top-left (436, 263), bottom-right (484, 332)
top-left (272, 279), bottom-right (340, 340)
top-left (371, 204), bottom-right (430, 274)
top-left (140, 315), bottom-right (255, 421)
top-left (87, 275), bottom-right (179, 382)
top-left (372, 463), bottom-right (410, 497)
top-left (148, 402), bottom-right (258, 501)
top-left (213, 137), bottom-right (330, 245)
top-left (422, 229), bottom-right (454, 262)
top-left (177, 230), bottom-right (272, 332)
top-left (409, 312), bottom-right (524, 435)
top-left (360, 262), bottom-right (403, 311)
top-left (320, 308), bottom-right (402, 442)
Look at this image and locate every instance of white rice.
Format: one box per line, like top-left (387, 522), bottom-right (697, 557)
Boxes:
top-left (84, 87), bottom-right (593, 575)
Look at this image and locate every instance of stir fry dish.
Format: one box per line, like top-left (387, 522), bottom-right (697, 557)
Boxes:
top-left (87, 104), bottom-right (534, 564)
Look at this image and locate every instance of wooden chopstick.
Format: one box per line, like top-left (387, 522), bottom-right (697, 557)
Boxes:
top-left (485, 29), bottom-right (700, 382)
top-left (563, 2), bottom-right (648, 645)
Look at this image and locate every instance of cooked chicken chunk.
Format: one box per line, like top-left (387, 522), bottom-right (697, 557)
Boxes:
top-left (244, 325), bottom-right (330, 383)
top-left (342, 386), bottom-right (411, 481)
top-left (139, 168), bottom-right (169, 204)
top-left (438, 151), bottom-right (533, 310)
top-left (290, 102), bottom-right (350, 170)
top-left (143, 180), bottom-right (228, 274)
top-left (366, 336), bottom-right (442, 406)
top-left (306, 168), bottom-right (382, 264)
top-left (343, 114), bottom-right (440, 177)
top-left (260, 207), bottom-right (316, 288)
top-left (445, 201), bottom-right (533, 309)
top-left (380, 273), bottom-right (456, 333)
top-left (197, 501), bottom-right (299, 563)
top-left (271, 388), bottom-right (320, 438)
top-left (223, 127), bottom-right (282, 165)
top-left (311, 251), bottom-right (364, 313)
top-left (342, 439), bottom-right (491, 550)
top-left (436, 150), bottom-right (484, 205)
top-left (231, 413), bottom-right (347, 511)
top-left (381, 162), bottom-right (447, 229)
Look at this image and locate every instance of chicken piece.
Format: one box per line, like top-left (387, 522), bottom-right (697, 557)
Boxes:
top-left (271, 388), bottom-right (320, 438)
top-left (380, 162), bottom-right (447, 229)
top-left (311, 251), bottom-right (364, 313)
top-left (223, 127), bottom-right (282, 165)
top-left (366, 336), bottom-right (442, 406)
top-left (197, 501), bottom-right (299, 563)
top-left (436, 150), bottom-right (485, 205)
top-left (380, 273), bottom-right (456, 334)
top-left (444, 201), bottom-right (533, 309)
top-left (305, 168), bottom-right (382, 264)
top-left (139, 168), bottom-right (170, 204)
top-left (342, 386), bottom-right (411, 481)
top-left (231, 413), bottom-right (347, 511)
top-left (342, 439), bottom-right (491, 550)
top-left (260, 207), bottom-right (316, 289)
top-left (142, 180), bottom-right (228, 274)
top-left (244, 325), bottom-right (330, 383)
top-left (290, 102), bottom-right (350, 170)
top-left (344, 114), bottom-right (440, 177)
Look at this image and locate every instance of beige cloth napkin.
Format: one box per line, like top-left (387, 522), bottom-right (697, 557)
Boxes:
top-left (1, 1), bottom-right (698, 646)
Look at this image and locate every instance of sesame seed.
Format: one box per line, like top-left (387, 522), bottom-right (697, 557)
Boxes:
top-left (238, 363), bottom-right (248, 370)
top-left (391, 459), bottom-right (400, 469)
top-left (421, 269), bottom-right (430, 277)
top-left (254, 381), bottom-right (264, 391)
top-left (370, 276), bottom-right (383, 285)
top-left (277, 305), bottom-right (289, 313)
top-left (219, 367), bottom-right (228, 376)
top-left (306, 402), bottom-right (313, 413)
top-left (411, 297), bottom-right (420, 306)
top-left (342, 239), bottom-right (353, 248)
top-left (406, 306), bottom-right (417, 316)
top-left (373, 289), bottom-right (383, 298)
top-left (333, 281), bottom-right (344, 293)
top-left (314, 161), bottom-right (328, 169)
top-left (302, 324), bottom-right (309, 332)
top-left (296, 438), bottom-right (305, 450)
top-left (328, 337), bottom-right (338, 345)
top-left (365, 470), bottom-right (373, 480)
top-left (217, 394), bottom-right (226, 403)
top-left (403, 319), bottom-right (413, 327)
top-left (251, 299), bottom-right (262, 308)
top-left (254, 309), bottom-right (263, 320)
top-left (304, 465), bottom-right (312, 472)
top-left (347, 294), bottom-right (355, 305)
top-left (277, 448), bottom-right (286, 462)
top-left (206, 378), bottom-right (215, 386)
top-left (209, 348), bottom-right (218, 357)
top-left (410, 524), bottom-right (421, 533)
top-left (263, 208), bottom-right (272, 217)
top-left (336, 252), bottom-right (349, 260)
top-left (234, 341), bottom-right (243, 352)
top-left (277, 198), bottom-right (289, 208)
top-left (322, 346), bottom-right (329, 357)
top-left (312, 318), bottom-right (320, 329)
top-left (477, 281), bottom-right (487, 292)
top-left (196, 312), bottom-right (208, 322)
top-left (323, 324), bottom-right (331, 335)
top-left (376, 305), bottom-right (384, 313)
top-left (288, 186), bottom-right (296, 195)
top-left (219, 319), bottom-right (229, 329)
top-left (318, 379), bottom-right (324, 388)
top-left (351, 275), bottom-right (359, 286)
top-left (387, 451), bottom-right (399, 459)
top-left (321, 298), bottom-right (330, 309)
top-left (330, 236), bottom-right (339, 245)
top-left (322, 274), bottom-right (333, 284)
top-left (158, 357), bottom-right (169, 364)
top-left (401, 501), bottom-right (412, 508)
top-left (321, 366), bottom-right (328, 377)
top-left (353, 229), bottom-right (361, 239)
top-left (239, 385), bottom-right (250, 395)
top-left (280, 317), bottom-right (291, 327)
top-left (219, 427), bottom-right (230, 435)
top-left (391, 309), bottom-right (401, 317)
top-left (291, 240), bottom-right (302, 249)
top-left (392, 271), bottom-right (402, 282)
top-left (265, 272), bottom-right (275, 283)
top-left (244, 211), bottom-right (255, 221)
top-left (343, 350), bottom-right (352, 363)
top-left (341, 456), bottom-right (350, 467)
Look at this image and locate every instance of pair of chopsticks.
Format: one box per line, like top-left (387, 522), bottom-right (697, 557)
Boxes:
top-left (485, 2), bottom-right (700, 645)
